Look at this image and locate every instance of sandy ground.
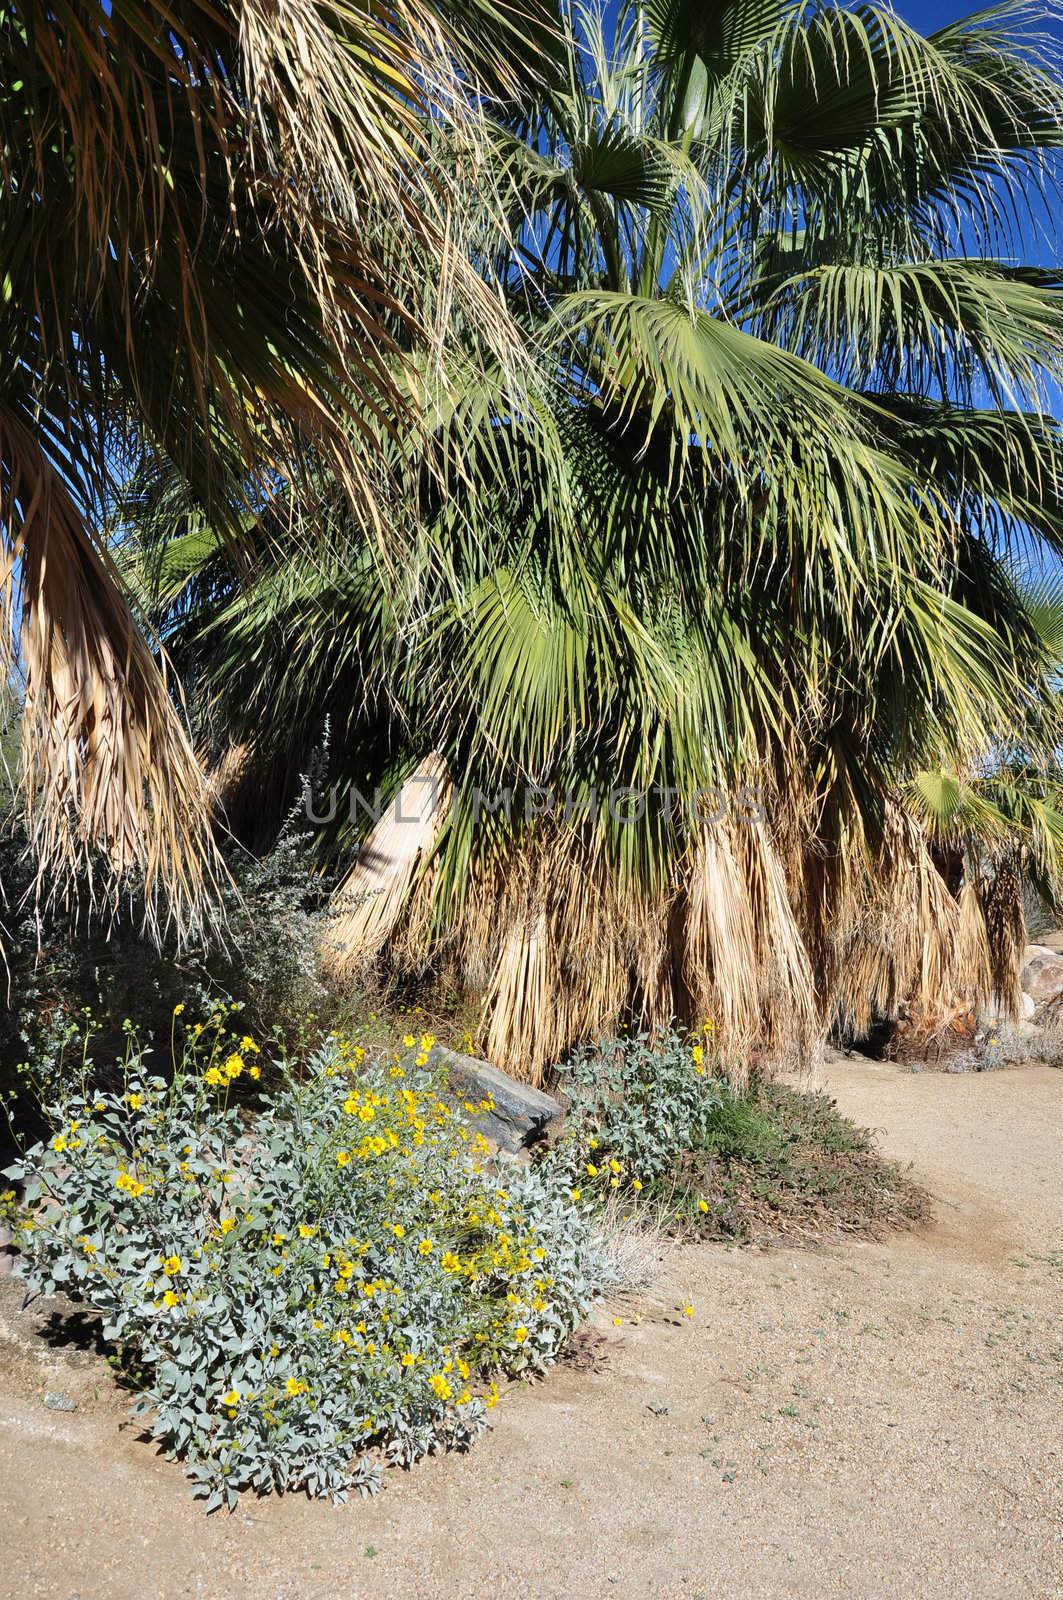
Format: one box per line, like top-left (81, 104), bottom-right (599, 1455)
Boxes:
top-left (0, 1058), bottom-right (1060, 1600)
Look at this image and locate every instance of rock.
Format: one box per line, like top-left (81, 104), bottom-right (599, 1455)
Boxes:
top-left (43, 1391), bottom-right (77, 1413)
top-left (1020, 990), bottom-right (1036, 1021)
top-left (1019, 944), bottom-right (1063, 1005)
top-left (415, 1045), bottom-right (563, 1153)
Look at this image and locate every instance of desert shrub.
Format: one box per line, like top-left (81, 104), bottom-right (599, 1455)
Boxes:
top-left (549, 1029), bottom-right (928, 1243)
top-left (685, 1079), bottom-right (931, 1241)
top-left (550, 1026), bottom-right (723, 1198)
top-left (7, 1030), bottom-right (609, 1508)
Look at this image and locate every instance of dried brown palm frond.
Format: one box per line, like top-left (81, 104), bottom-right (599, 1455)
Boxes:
top-left (679, 814), bottom-right (818, 1086)
top-left (482, 910), bottom-right (556, 1085)
top-left (737, 813), bottom-right (819, 1065)
top-left (466, 838), bottom-right (630, 1083)
top-left (237, 0), bottom-right (528, 381)
top-left (0, 411), bottom-right (225, 940)
top-left (956, 880), bottom-right (993, 1008)
top-left (822, 805), bottom-right (992, 1041)
top-left (982, 853), bottom-right (1025, 1020)
top-left (321, 753), bottom-right (451, 975)
top-left (681, 822), bottom-right (760, 1055)
top-left (205, 743), bottom-right (253, 819)
top-left (332, 788), bottom-right (823, 1085)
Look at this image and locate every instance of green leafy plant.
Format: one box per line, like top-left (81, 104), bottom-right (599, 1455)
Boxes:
top-left (550, 1026), bottom-right (723, 1197)
top-left (8, 1031), bottom-right (610, 1508)
top-left (548, 1028), bottom-right (927, 1243)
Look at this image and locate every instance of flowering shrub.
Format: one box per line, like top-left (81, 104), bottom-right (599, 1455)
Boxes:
top-left (550, 1026), bottom-right (724, 1204)
top-left (7, 1027), bottom-right (609, 1508)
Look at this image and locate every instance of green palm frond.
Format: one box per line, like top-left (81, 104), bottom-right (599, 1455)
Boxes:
top-left (764, 261), bottom-right (1063, 407)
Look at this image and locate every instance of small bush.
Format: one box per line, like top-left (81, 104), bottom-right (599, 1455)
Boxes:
top-left (8, 1027), bottom-right (609, 1508)
top-left (550, 1026), bottom-right (723, 1199)
top-left (549, 1029), bottom-right (928, 1244)
top-left (683, 1079), bottom-right (930, 1241)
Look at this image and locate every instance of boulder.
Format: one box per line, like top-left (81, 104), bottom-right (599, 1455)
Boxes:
top-left (1019, 944), bottom-right (1063, 1005)
top-left (409, 1044), bottom-right (563, 1153)
top-left (983, 989), bottom-right (1037, 1023)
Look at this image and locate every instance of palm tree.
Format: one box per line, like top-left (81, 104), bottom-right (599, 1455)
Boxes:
top-left (133, 0), bottom-right (1063, 1073)
top-left (0, 0), bottom-right (551, 937)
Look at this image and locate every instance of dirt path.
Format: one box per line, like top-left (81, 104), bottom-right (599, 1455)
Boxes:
top-left (1, 1060), bottom-right (1060, 1600)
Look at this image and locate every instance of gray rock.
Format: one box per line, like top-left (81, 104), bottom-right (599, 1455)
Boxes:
top-left (412, 1045), bottom-right (563, 1153)
top-left (43, 1391), bottom-right (77, 1413)
top-left (1019, 944), bottom-right (1063, 1005)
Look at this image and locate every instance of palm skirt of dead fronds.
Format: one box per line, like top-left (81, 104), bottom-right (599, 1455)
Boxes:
top-left (321, 769), bottom-right (1025, 1086)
